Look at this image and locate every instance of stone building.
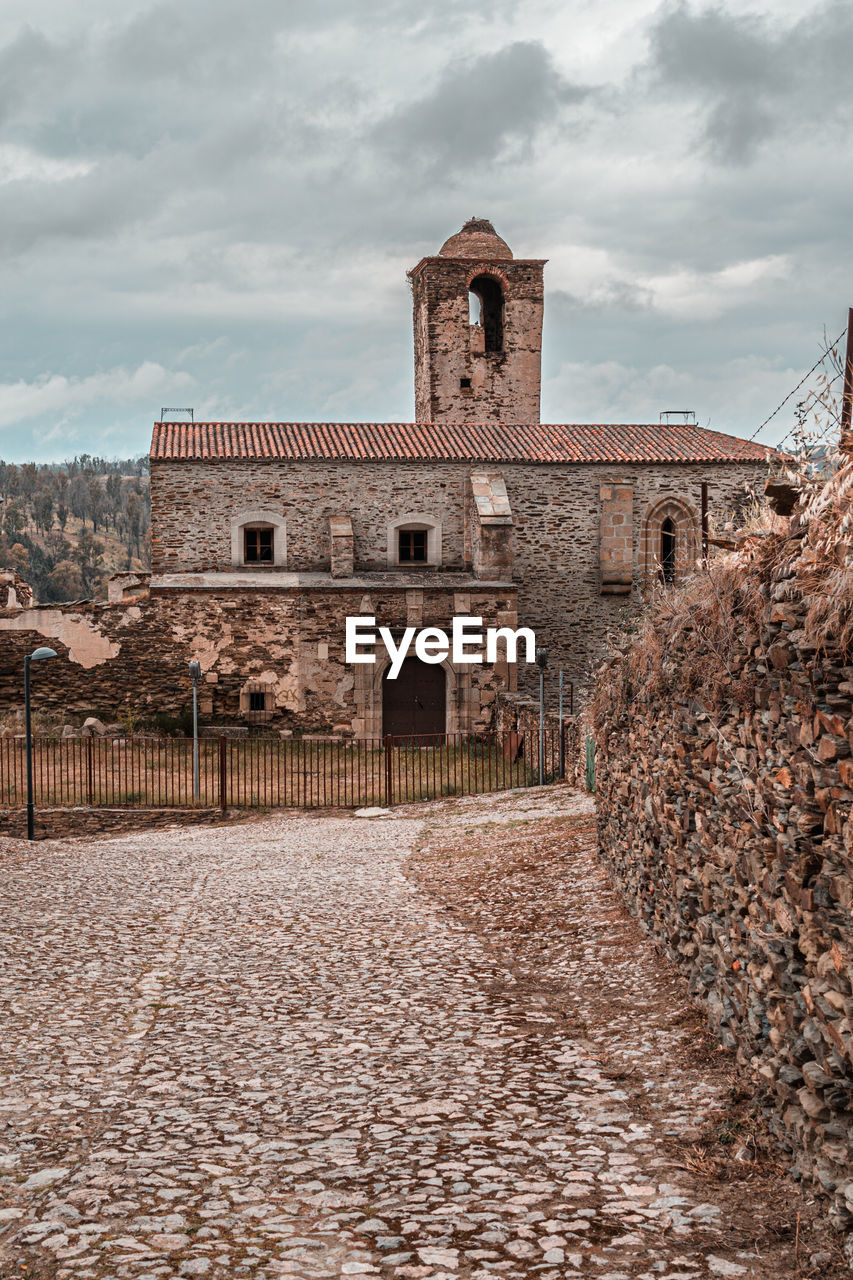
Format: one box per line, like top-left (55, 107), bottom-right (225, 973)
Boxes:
top-left (0, 219), bottom-right (772, 736)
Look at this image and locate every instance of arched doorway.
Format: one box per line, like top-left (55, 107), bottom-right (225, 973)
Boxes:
top-left (382, 658), bottom-right (447, 739)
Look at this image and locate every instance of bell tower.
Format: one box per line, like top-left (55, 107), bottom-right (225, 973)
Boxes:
top-left (408, 218), bottom-right (546, 425)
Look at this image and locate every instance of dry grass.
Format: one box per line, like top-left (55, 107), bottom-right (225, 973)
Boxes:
top-left (0, 736), bottom-right (537, 810)
top-left (590, 444), bottom-right (853, 728)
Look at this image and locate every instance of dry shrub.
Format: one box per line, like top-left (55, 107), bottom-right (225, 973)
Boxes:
top-left (591, 444), bottom-right (853, 727)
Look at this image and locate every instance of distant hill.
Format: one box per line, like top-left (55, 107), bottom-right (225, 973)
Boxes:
top-left (0, 455), bottom-right (150, 603)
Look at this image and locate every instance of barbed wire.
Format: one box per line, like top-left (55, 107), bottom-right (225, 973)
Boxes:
top-left (748, 326), bottom-right (847, 442)
top-left (773, 371), bottom-right (844, 452)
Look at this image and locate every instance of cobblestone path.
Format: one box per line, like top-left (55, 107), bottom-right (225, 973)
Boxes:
top-left (0, 788), bottom-right (845, 1279)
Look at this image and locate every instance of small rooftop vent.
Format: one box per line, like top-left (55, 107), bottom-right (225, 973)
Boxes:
top-left (660, 410), bottom-right (696, 425)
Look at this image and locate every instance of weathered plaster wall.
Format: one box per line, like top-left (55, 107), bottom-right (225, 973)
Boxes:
top-left (151, 457), bottom-right (763, 705)
top-left (0, 583), bottom-right (515, 736)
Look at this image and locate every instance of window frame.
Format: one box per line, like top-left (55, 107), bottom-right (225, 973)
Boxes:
top-left (243, 525), bottom-right (274, 564)
top-left (386, 514), bottom-right (442, 568)
top-left (660, 516), bottom-right (676, 584)
top-left (398, 528), bottom-right (428, 563)
top-left (230, 510), bottom-right (287, 568)
top-left (640, 497), bottom-right (699, 588)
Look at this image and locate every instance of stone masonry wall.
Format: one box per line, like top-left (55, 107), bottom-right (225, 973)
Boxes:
top-left (151, 457), bottom-right (764, 707)
top-left (591, 525), bottom-right (853, 1238)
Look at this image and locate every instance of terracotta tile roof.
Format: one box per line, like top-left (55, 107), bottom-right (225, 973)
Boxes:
top-left (150, 421), bottom-right (774, 465)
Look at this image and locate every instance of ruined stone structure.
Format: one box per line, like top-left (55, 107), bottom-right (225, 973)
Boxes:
top-left (0, 219), bottom-right (773, 735)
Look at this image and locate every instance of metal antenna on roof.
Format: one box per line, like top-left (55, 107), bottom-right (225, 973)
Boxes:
top-left (161, 408), bottom-right (194, 421)
top-left (659, 410), bottom-right (696, 425)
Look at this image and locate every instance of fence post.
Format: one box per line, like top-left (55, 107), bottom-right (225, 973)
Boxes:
top-left (384, 734), bottom-right (393, 807)
top-left (585, 732), bottom-right (596, 794)
top-left (558, 670), bottom-right (565, 780)
top-left (219, 736), bottom-right (227, 815)
top-left (86, 736), bottom-right (94, 806)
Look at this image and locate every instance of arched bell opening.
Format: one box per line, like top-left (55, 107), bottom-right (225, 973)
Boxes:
top-left (468, 274), bottom-right (504, 353)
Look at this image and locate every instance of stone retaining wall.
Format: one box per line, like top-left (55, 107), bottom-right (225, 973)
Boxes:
top-left (591, 532), bottom-right (853, 1238)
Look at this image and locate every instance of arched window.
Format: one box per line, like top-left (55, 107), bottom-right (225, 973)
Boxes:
top-left (468, 274), bottom-right (504, 353)
top-left (660, 517), bottom-right (676, 583)
top-left (230, 510), bottom-right (287, 567)
top-left (641, 498), bottom-right (699, 587)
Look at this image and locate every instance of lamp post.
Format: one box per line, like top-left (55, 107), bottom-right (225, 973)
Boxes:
top-left (25, 646), bottom-right (57, 840)
top-left (189, 661), bottom-right (201, 802)
top-left (535, 647), bottom-right (548, 785)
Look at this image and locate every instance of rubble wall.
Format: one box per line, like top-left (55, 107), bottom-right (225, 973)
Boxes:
top-left (495, 691), bottom-right (584, 788)
top-left (591, 509), bottom-right (853, 1233)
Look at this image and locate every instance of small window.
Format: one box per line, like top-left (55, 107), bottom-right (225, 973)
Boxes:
top-left (398, 529), bottom-right (427, 563)
top-left (242, 680), bottom-right (273, 723)
top-left (660, 517), bottom-right (676, 583)
top-left (460, 377), bottom-right (472, 389)
top-left (244, 527), bottom-right (273, 563)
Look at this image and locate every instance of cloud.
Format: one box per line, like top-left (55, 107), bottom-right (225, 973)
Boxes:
top-left (0, 0), bottom-right (849, 460)
top-left (542, 352), bottom-right (810, 442)
top-left (0, 143), bottom-right (94, 184)
top-left (646, 0), bottom-right (853, 163)
top-left (0, 362), bottom-right (194, 429)
top-left (374, 41), bottom-right (588, 172)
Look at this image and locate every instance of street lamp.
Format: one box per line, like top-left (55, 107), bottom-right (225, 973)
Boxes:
top-left (189, 660), bottom-right (201, 801)
top-left (535, 647), bottom-right (548, 785)
top-left (25, 646), bottom-right (57, 840)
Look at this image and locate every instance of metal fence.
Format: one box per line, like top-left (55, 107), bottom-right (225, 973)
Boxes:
top-left (0, 728), bottom-right (568, 812)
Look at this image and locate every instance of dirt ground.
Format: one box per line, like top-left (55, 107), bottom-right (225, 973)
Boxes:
top-left (407, 786), bottom-right (849, 1277)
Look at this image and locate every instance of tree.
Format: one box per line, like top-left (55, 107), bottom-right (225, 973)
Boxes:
top-left (105, 473), bottom-right (121, 518)
top-left (46, 559), bottom-right (84, 601)
top-left (32, 490), bottom-right (54, 534)
top-left (73, 528), bottom-right (104, 595)
top-left (19, 462), bottom-right (38, 500)
top-left (3, 500), bottom-right (25, 540)
top-left (88, 477), bottom-right (104, 533)
top-left (126, 491), bottom-right (143, 558)
top-left (70, 474), bottom-right (88, 523)
top-left (57, 504), bottom-right (68, 531)
top-left (8, 542), bottom-right (29, 573)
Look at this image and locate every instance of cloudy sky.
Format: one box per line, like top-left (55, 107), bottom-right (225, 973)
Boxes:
top-left (0, 0), bottom-right (850, 462)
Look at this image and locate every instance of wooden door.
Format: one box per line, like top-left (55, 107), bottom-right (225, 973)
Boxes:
top-left (382, 658), bottom-right (446, 740)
